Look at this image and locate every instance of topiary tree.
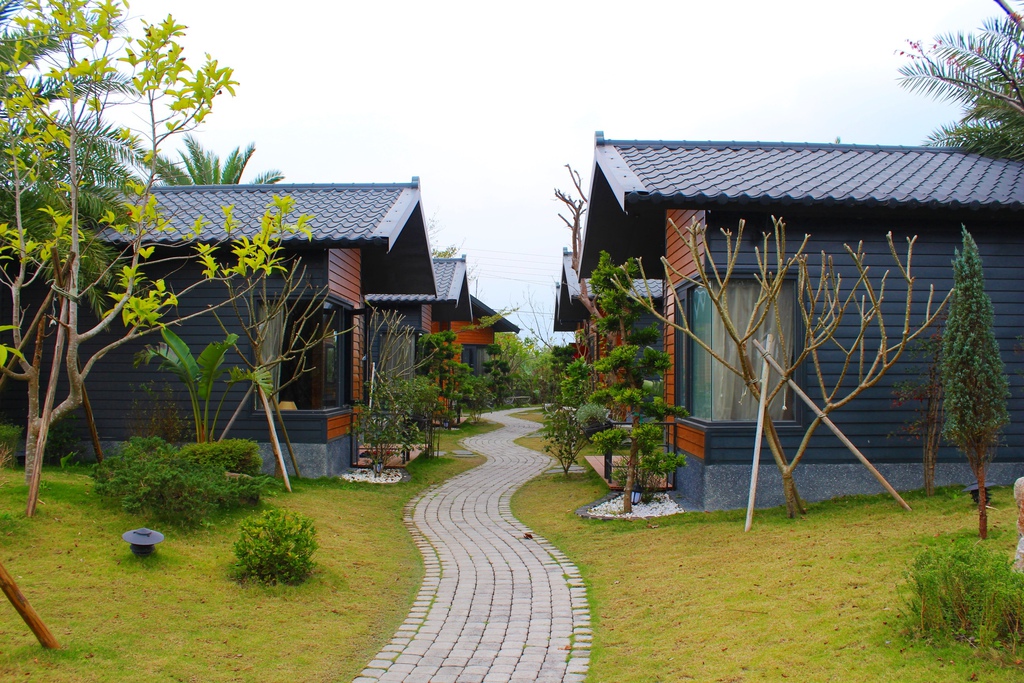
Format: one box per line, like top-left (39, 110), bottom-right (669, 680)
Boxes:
top-left (942, 228), bottom-right (1009, 539)
top-left (588, 252), bottom-right (686, 513)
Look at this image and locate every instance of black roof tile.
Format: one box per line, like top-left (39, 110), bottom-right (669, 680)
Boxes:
top-left (107, 183), bottom-right (420, 244)
top-left (597, 140), bottom-right (1024, 211)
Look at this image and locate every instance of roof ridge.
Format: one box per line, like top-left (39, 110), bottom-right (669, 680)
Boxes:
top-left (153, 182), bottom-right (418, 192)
top-left (603, 139), bottom-right (972, 154)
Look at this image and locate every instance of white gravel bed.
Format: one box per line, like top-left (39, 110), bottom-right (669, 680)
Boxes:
top-left (588, 493), bottom-right (683, 519)
top-left (341, 468), bottom-right (403, 484)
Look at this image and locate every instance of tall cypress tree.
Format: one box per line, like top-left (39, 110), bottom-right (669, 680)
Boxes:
top-left (941, 228), bottom-right (1009, 539)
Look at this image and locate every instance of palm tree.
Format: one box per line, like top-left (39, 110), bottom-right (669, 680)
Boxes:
top-left (155, 135), bottom-right (284, 185)
top-left (898, 13), bottom-right (1024, 161)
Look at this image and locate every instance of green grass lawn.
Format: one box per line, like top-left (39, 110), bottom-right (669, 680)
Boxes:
top-left (0, 421), bottom-right (494, 682)
top-left (511, 461), bottom-right (1024, 683)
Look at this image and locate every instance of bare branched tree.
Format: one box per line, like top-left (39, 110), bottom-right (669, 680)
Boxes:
top-left (555, 164), bottom-right (600, 321)
top-left (629, 216), bottom-right (951, 519)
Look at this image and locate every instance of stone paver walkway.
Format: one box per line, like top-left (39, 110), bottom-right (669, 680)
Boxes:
top-left (355, 410), bottom-right (590, 683)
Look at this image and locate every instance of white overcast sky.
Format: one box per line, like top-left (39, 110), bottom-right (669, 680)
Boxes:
top-left (129, 0), bottom-right (1000, 341)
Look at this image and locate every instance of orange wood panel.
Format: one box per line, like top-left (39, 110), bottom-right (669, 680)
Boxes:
top-left (673, 422), bottom-right (705, 459)
top-left (451, 320), bottom-right (494, 346)
top-left (420, 304), bottom-right (432, 332)
top-left (665, 209), bottom-right (705, 281)
top-left (328, 248), bottom-right (361, 304)
top-left (327, 412), bottom-right (353, 440)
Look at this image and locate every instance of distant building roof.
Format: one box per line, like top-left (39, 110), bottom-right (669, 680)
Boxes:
top-left (553, 246), bottom-right (663, 333)
top-left (110, 182), bottom-right (422, 247)
top-left (595, 137), bottom-right (1024, 211)
top-left (470, 295), bottom-right (520, 334)
top-left (366, 256), bottom-right (473, 319)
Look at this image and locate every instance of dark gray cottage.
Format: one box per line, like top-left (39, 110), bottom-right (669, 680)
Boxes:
top-left (2, 182), bottom-right (436, 478)
top-left (580, 133), bottom-right (1024, 510)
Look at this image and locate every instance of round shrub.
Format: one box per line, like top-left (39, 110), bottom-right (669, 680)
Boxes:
top-left (234, 509), bottom-right (318, 585)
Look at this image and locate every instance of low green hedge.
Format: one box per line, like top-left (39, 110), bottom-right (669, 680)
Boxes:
top-left (178, 439), bottom-right (263, 476)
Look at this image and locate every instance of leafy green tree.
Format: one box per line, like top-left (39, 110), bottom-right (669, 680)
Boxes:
top-left (941, 228), bottom-right (1009, 539)
top-left (154, 134), bottom-right (284, 185)
top-left (0, 0), bottom-right (310, 516)
top-left (541, 358), bottom-right (591, 474)
top-left (588, 251), bottom-right (685, 513)
top-left (418, 330), bottom-right (469, 446)
top-left (899, 7), bottom-right (1024, 159)
top-left (136, 329), bottom-right (239, 443)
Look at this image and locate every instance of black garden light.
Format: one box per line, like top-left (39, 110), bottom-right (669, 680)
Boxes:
top-left (122, 528), bottom-right (164, 556)
top-left (631, 483), bottom-right (642, 506)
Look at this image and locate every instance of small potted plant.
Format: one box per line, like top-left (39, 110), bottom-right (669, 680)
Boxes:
top-left (576, 403), bottom-right (612, 438)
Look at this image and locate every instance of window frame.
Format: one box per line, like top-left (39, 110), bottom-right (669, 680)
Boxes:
top-left (676, 278), bottom-right (801, 425)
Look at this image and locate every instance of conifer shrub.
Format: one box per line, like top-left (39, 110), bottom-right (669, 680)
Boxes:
top-left (93, 437), bottom-right (266, 526)
top-left (233, 508), bottom-right (318, 585)
top-left (178, 439), bottom-right (263, 475)
top-left (902, 539), bottom-right (1024, 650)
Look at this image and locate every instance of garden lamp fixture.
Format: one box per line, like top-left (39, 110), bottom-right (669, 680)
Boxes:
top-left (122, 528), bottom-right (164, 556)
top-left (631, 484), bottom-right (642, 506)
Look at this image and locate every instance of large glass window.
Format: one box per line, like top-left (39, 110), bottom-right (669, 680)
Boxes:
top-left (688, 281), bottom-right (794, 421)
top-left (271, 304), bottom-right (349, 410)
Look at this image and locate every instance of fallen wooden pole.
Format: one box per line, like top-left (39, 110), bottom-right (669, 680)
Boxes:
top-left (0, 558), bottom-right (59, 649)
top-left (752, 340), bottom-right (911, 512)
top-left (745, 335), bottom-right (773, 532)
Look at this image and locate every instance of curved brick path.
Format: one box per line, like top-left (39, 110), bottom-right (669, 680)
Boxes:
top-left (355, 410), bottom-right (590, 683)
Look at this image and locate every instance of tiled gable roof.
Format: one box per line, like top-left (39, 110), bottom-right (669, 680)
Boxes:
top-left (365, 257), bottom-right (467, 305)
top-left (596, 139), bottom-right (1024, 211)
top-left (115, 183), bottom-right (420, 244)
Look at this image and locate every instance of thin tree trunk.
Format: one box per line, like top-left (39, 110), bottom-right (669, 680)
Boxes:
top-left (623, 415), bottom-right (640, 514)
top-left (0, 559), bottom-right (59, 649)
top-left (977, 464), bottom-right (988, 540)
top-left (81, 380), bottom-right (102, 463)
top-left (218, 385), bottom-right (254, 441)
top-left (27, 297), bottom-right (69, 517)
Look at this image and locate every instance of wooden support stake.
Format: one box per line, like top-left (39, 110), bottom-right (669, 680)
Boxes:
top-left (745, 335), bottom-right (773, 532)
top-left (258, 387), bottom-right (291, 492)
top-left (218, 385), bottom-right (254, 441)
top-left (0, 558), bottom-right (59, 649)
top-left (752, 340), bottom-right (912, 512)
top-left (81, 380), bottom-right (103, 463)
top-left (271, 393), bottom-right (302, 479)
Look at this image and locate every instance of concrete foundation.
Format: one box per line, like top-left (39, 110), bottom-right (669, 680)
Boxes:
top-left (673, 458), bottom-right (1024, 512)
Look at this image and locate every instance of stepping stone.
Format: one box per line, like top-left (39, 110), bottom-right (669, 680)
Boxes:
top-left (452, 449), bottom-right (476, 457)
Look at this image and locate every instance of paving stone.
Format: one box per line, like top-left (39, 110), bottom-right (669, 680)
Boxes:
top-left (356, 410), bottom-right (590, 682)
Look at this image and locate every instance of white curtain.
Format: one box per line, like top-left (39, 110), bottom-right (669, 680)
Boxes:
top-left (259, 306), bottom-right (285, 391)
top-left (695, 282), bottom-right (794, 420)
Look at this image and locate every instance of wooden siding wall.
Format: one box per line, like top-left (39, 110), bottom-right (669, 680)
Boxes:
top-left (421, 304), bottom-right (432, 333)
top-left (665, 209), bottom-right (706, 457)
top-left (451, 320), bottom-right (495, 346)
top-left (697, 211), bottom-right (1024, 466)
top-left (328, 248), bottom-right (361, 304)
top-left (327, 412), bottom-right (353, 440)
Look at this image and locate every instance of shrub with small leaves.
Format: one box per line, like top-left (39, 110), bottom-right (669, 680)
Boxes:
top-left (234, 508), bottom-right (318, 585)
top-left (901, 538), bottom-right (1024, 649)
top-left (178, 439), bottom-right (263, 475)
top-left (93, 437), bottom-right (267, 527)
top-left (0, 422), bottom-right (22, 468)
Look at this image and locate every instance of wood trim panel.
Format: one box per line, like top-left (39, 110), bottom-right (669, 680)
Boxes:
top-left (328, 248), bottom-right (361, 304)
top-left (421, 304), bottom-right (432, 332)
top-left (665, 209), bottom-right (705, 280)
top-left (452, 321), bottom-right (494, 346)
top-left (327, 412), bottom-right (353, 440)
top-left (673, 421), bottom-right (705, 459)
